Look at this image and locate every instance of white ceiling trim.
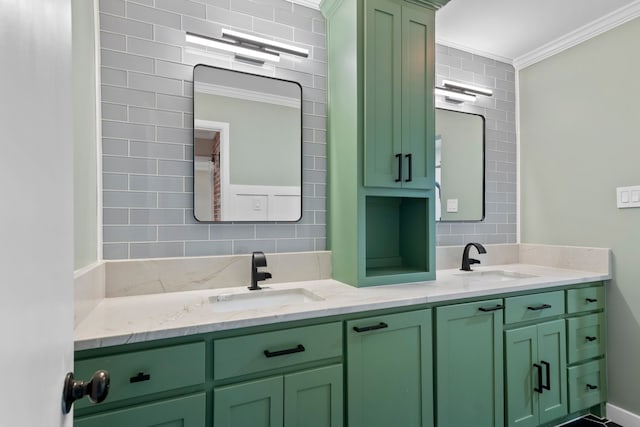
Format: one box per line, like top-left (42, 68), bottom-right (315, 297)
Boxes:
top-left (291, 0), bottom-right (321, 10)
top-left (514, 0), bottom-right (640, 70)
top-left (435, 38), bottom-right (513, 65)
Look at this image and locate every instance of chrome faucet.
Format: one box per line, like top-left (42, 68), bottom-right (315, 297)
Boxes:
top-left (461, 242), bottom-right (487, 271)
top-left (248, 251), bottom-right (272, 290)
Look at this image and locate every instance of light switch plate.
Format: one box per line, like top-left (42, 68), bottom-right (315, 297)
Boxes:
top-left (616, 185), bottom-right (640, 208)
top-left (446, 198), bottom-right (458, 213)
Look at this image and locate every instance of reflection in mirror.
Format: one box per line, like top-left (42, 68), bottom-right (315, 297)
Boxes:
top-left (193, 65), bottom-right (302, 222)
top-left (435, 108), bottom-right (485, 222)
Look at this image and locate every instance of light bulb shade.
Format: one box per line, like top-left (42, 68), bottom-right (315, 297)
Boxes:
top-left (185, 32), bottom-right (280, 63)
top-left (221, 29), bottom-right (309, 58)
top-left (435, 87), bottom-right (476, 102)
top-left (442, 79), bottom-right (493, 96)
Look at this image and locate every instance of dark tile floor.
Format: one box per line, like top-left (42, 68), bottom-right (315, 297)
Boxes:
top-left (560, 414), bottom-right (623, 427)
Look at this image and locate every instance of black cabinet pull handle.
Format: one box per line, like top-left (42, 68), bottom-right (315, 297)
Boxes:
top-left (541, 361), bottom-right (551, 391)
top-left (586, 384), bottom-right (598, 390)
top-left (395, 154), bottom-right (402, 182)
top-left (478, 304), bottom-right (504, 312)
top-left (533, 363), bottom-right (543, 393)
top-left (264, 344), bottom-right (305, 358)
top-left (586, 298), bottom-right (598, 303)
top-left (129, 372), bottom-right (151, 383)
top-left (353, 322), bottom-right (389, 333)
top-left (527, 304), bottom-right (552, 311)
top-left (405, 153), bottom-right (412, 182)
top-left (586, 336), bottom-right (598, 342)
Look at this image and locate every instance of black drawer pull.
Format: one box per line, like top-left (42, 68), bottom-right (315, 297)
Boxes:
top-left (478, 304), bottom-right (504, 312)
top-left (129, 372), bottom-right (151, 383)
top-left (264, 344), bottom-right (305, 358)
top-left (527, 304), bottom-right (552, 311)
top-left (586, 298), bottom-right (598, 303)
top-left (395, 153), bottom-right (402, 182)
top-left (533, 363), bottom-right (543, 393)
top-left (541, 361), bottom-right (551, 391)
top-left (586, 384), bottom-right (599, 390)
top-left (353, 322), bottom-right (389, 333)
top-left (586, 336), bottom-right (598, 342)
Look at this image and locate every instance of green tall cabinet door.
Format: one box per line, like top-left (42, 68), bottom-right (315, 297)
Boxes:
top-left (346, 309), bottom-right (433, 427)
top-left (435, 299), bottom-right (504, 427)
top-left (363, 0), bottom-right (434, 189)
top-left (505, 319), bottom-right (567, 427)
top-left (363, 0), bottom-right (402, 188)
top-left (284, 365), bottom-right (343, 427)
top-left (214, 376), bottom-right (284, 427)
top-left (75, 393), bottom-right (206, 427)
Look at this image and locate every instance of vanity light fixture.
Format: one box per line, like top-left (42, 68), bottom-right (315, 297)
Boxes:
top-left (435, 79), bottom-right (493, 104)
top-left (186, 29), bottom-right (309, 64)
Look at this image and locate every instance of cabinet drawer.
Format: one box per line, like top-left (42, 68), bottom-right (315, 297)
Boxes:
top-left (568, 359), bottom-right (606, 413)
top-left (75, 342), bottom-right (206, 409)
top-left (504, 291), bottom-right (565, 324)
top-left (214, 322), bottom-right (342, 381)
top-left (567, 313), bottom-right (605, 363)
top-left (75, 393), bottom-right (206, 427)
top-left (566, 285), bottom-right (604, 314)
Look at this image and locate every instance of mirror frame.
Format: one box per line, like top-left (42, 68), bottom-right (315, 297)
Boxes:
top-left (192, 64), bottom-right (304, 223)
top-left (435, 107), bottom-right (486, 223)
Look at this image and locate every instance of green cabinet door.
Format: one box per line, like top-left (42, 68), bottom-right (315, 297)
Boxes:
top-left (284, 364), bottom-right (343, 427)
top-left (214, 376), bottom-right (284, 427)
top-left (346, 309), bottom-right (433, 427)
top-left (435, 299), bottom-right (504, 427)
top-left (364, 0), bottom-right (434, 190)
top-left (364, 0), bottom-right (402, 188)
top-left (75, 393), bottom-right (206, 427)
top-left (505, 325), bottom-right (538, 427)
top-left (400, 5), bottom-right (434, 190)
top-left (505, 320), bottom-right (567, 427)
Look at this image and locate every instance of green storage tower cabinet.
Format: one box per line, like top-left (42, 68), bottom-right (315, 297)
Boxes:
top-left (321, 0), bottom-right (449, 286)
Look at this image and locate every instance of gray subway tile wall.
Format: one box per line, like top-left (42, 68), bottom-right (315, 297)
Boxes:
top-left (435, 45), bottom-right (517, 246)
top-left (99, 0), bottom-right (517, 259)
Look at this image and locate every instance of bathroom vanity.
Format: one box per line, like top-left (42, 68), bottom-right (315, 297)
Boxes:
top-left (73, 256), bottom-right (609, 427)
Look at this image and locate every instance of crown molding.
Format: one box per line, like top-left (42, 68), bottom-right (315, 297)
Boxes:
top-left (292, 0), bottom-right (321, 9)
top-left (435, 38), bottom-right (513, 65)
top-left (514, 0), bottom-right (640, 70)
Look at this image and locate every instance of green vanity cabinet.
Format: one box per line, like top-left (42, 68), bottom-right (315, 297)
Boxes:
top-left (75, 393), bottom-right (206, 427)
top-left (213, 323), bottom-right (344, 427)
top-left (321, 0), bottom-right (449, 287)
top-left (505, 320), bottom-right (568, 427)
top-left (565, 284), bottom-right (607, 413)
top-left (346, 309), bottom-right (433, 427)
top-left (435, 299), bottom-right (504, 427)
top-left (213, 365), bottom-right (343, 427)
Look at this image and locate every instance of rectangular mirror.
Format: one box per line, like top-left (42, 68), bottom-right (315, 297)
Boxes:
top-left (435, 108), bottom-right (485, 222)
top-left (193, 65), bottom-right (302, 222)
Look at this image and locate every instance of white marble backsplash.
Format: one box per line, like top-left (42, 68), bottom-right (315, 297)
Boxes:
top-left (436, 243), bottom-right (520, 270)
top-left (74, 261), bottom-right (105, 327)
top-left (519, 243), bottom-right (610, 275)
top-left (104, 251), bottom-right (332, 297)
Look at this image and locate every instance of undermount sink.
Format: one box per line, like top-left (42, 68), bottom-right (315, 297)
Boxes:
top-left (209, 288), bottom-right (325, 313)
top-left (455, 270), bottom-right (538, 282)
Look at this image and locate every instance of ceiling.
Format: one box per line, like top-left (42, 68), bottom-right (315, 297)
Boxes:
top-left (435, 0), bottom-right (640, 67)
top-left (304, 0), bottom-right (640, 69)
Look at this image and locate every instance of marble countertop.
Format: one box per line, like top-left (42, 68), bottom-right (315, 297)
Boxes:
top-left (74, 263), bottom-right (609, 351)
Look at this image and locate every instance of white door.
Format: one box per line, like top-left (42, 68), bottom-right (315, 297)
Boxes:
top-left (0, 1), bottom-right (75, 426)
